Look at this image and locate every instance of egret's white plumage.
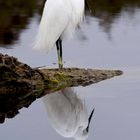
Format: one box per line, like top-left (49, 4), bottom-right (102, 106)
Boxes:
top-left (33, 0), bottom-right (85, 53)
top-left (43, 88), bottom-right (94, 140)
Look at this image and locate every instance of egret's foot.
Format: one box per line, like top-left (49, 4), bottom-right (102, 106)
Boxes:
top-left (58, 58), bottom-right (63, 69)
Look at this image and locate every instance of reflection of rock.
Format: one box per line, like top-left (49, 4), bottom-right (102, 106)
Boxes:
top-left (0, 53), bottom-right (123, 123)
top-left (0, 89), bottom-right (36, 123)
top-left (43, 88), bottom-right (94, 139)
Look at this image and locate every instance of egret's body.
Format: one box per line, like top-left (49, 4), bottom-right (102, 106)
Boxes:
top-left (34, 0), bottom-right (85, 68)
top-left (43, 88), bottom-right (94, 140)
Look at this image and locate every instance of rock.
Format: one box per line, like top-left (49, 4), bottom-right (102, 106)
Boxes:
top-left (0, 53), bottom-right (123, 123)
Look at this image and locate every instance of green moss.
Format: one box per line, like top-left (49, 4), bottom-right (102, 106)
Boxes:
top-left (44, 72), bottom-right (71, 91)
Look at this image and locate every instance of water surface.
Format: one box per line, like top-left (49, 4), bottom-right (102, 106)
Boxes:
top-left (0, 0), bottom-right (140, 140)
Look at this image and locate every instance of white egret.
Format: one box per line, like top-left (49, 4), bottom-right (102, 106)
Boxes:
top-left (43, 88), bottom-right (94, 140)
top-left (33, 0), bottom-right (85, 68)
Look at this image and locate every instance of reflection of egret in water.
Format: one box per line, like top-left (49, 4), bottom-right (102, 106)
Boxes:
top-left (43, 88), bottom-right (94, 140)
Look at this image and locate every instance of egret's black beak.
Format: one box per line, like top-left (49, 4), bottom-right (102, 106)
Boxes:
top-left (86, 108), bottom-right (95, 132)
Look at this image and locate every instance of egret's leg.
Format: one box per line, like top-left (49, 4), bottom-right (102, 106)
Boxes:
top-left (56, 39), bottom-right (63, 69)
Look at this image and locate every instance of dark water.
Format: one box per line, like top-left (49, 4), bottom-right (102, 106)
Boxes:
top-left (0, 0), bottom-right (140, 140)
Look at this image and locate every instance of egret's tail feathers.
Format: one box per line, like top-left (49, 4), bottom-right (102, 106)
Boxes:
top-left (33, 40), bottom-right (54, 54)
top-left (33, 15), bottom-right (58, 53)
top-left (33, 29), bottom-right (55, 53)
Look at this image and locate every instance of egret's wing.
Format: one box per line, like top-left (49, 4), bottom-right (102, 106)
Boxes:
top-left (33, 0), bottom-right (70, 53)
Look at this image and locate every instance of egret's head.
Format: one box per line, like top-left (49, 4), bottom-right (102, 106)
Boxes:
top-left (74, 108), bottom-right (95, 140)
